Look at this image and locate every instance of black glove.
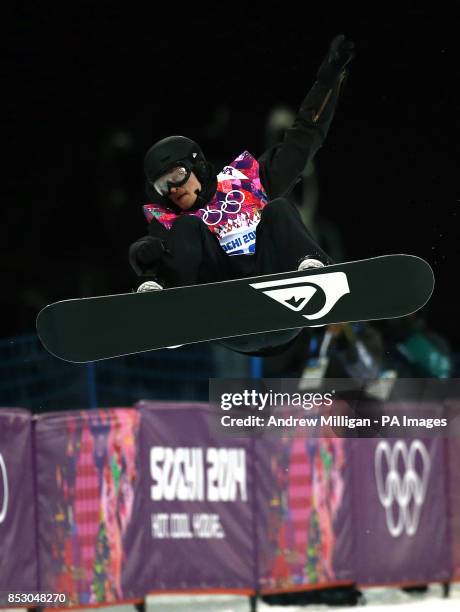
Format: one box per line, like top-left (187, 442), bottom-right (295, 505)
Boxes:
top-left (317, 34), bottom-right (355, 87)
top-left (133, 236), bottom-right (167, 266)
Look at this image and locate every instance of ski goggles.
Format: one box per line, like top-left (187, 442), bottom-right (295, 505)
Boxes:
top-left (152, 165), bottom-right (191, 196)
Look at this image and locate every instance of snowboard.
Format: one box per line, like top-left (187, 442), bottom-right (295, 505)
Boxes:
top-left (36, 254), bottom-right (434, 363)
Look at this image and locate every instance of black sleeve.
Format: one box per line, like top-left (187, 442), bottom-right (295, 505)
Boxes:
top-left (129, 217), bottom-right (169, 276)
top-left (258, 71), bottom-right (348, 200)
top-left (146, 217), bottom-right (170, 240)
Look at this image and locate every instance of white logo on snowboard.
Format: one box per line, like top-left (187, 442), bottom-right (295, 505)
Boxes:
top-left (249, 272), bottom-right (350, 320)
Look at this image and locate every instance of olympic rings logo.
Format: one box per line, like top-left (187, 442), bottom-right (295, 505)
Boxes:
top-left (200, 190), bottom-right (245, 226)
top-left (0, 453), bottom-right (8, 524)
top-left (374, 440), bottom-right (430, 538)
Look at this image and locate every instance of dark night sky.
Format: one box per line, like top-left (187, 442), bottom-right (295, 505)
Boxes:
top-left (3, 6), bottom-right (459, 347)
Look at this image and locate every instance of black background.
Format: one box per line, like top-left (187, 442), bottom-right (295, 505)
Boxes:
top-left (3, 6), bottom-right (459, 348)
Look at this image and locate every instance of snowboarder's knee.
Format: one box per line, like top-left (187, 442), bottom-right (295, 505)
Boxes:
top-left (171, 214), bottom-right (205, 233)
top-left (262, 198), bottom-right (292, 220)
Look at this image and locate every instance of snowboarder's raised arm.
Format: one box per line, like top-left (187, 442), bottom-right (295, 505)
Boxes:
top-left (258, 35), bottom-right (355, 200)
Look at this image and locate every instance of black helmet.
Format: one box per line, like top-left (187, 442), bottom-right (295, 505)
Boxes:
top-left (144, 136), bottom-right (217, 210)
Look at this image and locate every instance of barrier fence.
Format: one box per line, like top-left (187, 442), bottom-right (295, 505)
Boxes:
top-left (0, 335), bottom-right (250, 412)
top-left (0, 400), bottom-right (459, 607)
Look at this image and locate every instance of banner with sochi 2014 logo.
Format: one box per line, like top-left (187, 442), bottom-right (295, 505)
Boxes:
top-left (0, 408), bottom-right (37, 596)
top-left (350, 402), bottom-right (451, 585)
top-left (126, 401), bottom-right (255, 594)
top-left (34, 403), bottom-right (254, 603)
top-left (2, 398), bottom-right (460, 604)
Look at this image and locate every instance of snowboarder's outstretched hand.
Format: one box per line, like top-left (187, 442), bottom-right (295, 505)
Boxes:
top-left (317, 34), bottom-right (355, 87)
top-left (133, 236), bottom-right (167, 266)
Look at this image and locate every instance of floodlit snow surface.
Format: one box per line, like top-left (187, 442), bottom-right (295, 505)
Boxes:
top-left (149, 584), bottom-right (458, 611)
top-left (258, 584), bottom-right (460, 611)
top-left (2, 584), bottom-right (460, 612)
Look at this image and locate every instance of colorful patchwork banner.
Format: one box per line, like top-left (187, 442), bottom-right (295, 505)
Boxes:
top-left (256, 435), bottom-right (353, 593)
top-left (35, 409), bottom-right (141, 605)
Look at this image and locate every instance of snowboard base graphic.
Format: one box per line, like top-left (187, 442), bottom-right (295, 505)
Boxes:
top-left (36, 255), bottom-right (434, 363)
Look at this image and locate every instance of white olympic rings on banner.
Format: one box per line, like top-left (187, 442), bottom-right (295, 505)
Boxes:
top-left (374, 440), bottom-right (431, 537)
top-left (0, 453), bottom-right (8, 524)
top-left (200, 190), bottom-right (245, 226)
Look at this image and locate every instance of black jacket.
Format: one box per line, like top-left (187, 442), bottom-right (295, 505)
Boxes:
top-left (130, 71), bottom-right (348, 276)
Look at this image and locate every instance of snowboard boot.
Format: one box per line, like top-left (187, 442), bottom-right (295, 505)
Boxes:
top-left (137, 280), bottom-right (163, 292)
top-left (298, 256), bottom-right (326, 271)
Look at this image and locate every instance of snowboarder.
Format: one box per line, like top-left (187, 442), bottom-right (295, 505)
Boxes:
top-left (129, 35), bottom-right (355, 355)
